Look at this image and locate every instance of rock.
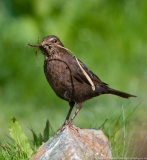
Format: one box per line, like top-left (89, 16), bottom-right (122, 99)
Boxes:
top-left (31, 125), bottom-right (112, 160)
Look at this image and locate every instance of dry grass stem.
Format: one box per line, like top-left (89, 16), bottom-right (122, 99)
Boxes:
top-left (57, 45), bottom-right (95, 91)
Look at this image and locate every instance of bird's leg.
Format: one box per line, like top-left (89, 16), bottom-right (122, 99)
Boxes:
top-left (69, 102), bottom-right (82, 125)
top-left (56, 101), bottom-right (75, 134)
top-left (63, 101), bottom-right (75, 125)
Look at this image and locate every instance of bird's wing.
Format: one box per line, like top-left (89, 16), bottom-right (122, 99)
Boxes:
top-left (68, 56), bottom-right (108, 86)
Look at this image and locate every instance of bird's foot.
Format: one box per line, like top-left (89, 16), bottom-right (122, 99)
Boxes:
top-left (68, 122), bottom-right (79, 133)
top-left (56, 120), bottom-right (69, 134)
top-left (56, 121), bottom-right (79, 134)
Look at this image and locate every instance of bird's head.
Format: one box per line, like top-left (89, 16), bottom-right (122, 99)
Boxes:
top-left (39, 35), bottom-right (64, 56)
top-left (28, 35), bottom-right (65, 57)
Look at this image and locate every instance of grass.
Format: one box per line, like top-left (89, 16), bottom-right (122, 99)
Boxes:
top-left (0, 118), bottom-right (53, 160)
top-left (0, 103), bottom-right (142, 159)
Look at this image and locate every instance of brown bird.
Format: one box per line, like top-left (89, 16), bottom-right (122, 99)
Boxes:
top-left (28, 35), bottom-right (136, 131)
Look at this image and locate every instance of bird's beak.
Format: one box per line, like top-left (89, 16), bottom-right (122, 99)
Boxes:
top-left (41, 41), bottom-right (45, 46)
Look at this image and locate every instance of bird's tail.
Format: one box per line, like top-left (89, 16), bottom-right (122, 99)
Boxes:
top-left (108, 88), bottom-right (136, 98)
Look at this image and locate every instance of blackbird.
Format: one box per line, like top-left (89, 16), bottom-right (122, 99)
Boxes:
top-left (28, 35), bottom-right (136, 131)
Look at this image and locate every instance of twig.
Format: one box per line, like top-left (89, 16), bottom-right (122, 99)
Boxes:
top-left (28, 43), bottom-right (39, 47)
top-left (57, 45), bottom-right (95, 91)
top-left (57, 45), bottom-right (74, 55)
top-left (75, 57), bottom-right (95, 91)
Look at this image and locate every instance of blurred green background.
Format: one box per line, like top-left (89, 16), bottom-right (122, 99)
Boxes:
top-left (0, 0), bottom-right (147, 150)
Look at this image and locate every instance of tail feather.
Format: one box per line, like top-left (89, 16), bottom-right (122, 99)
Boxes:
top-left (108, 88), bottom-right (136, 98)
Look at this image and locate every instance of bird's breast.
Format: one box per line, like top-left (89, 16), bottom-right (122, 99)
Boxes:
top-left (44, 58), bottom-right (74, 101)
top-left (43, 56), bottom-right (103, 103)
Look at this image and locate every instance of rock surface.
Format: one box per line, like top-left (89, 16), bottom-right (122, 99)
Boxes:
top-left (31, 125), bottom-right (112, 160)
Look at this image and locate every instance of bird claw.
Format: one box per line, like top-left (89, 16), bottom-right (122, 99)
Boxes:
top-left (56, 121), bottom-right (79, 134)
top-left (56, 120), bottom-right (69, 134)
top-left (68, 124), bottom-right (79, 133)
